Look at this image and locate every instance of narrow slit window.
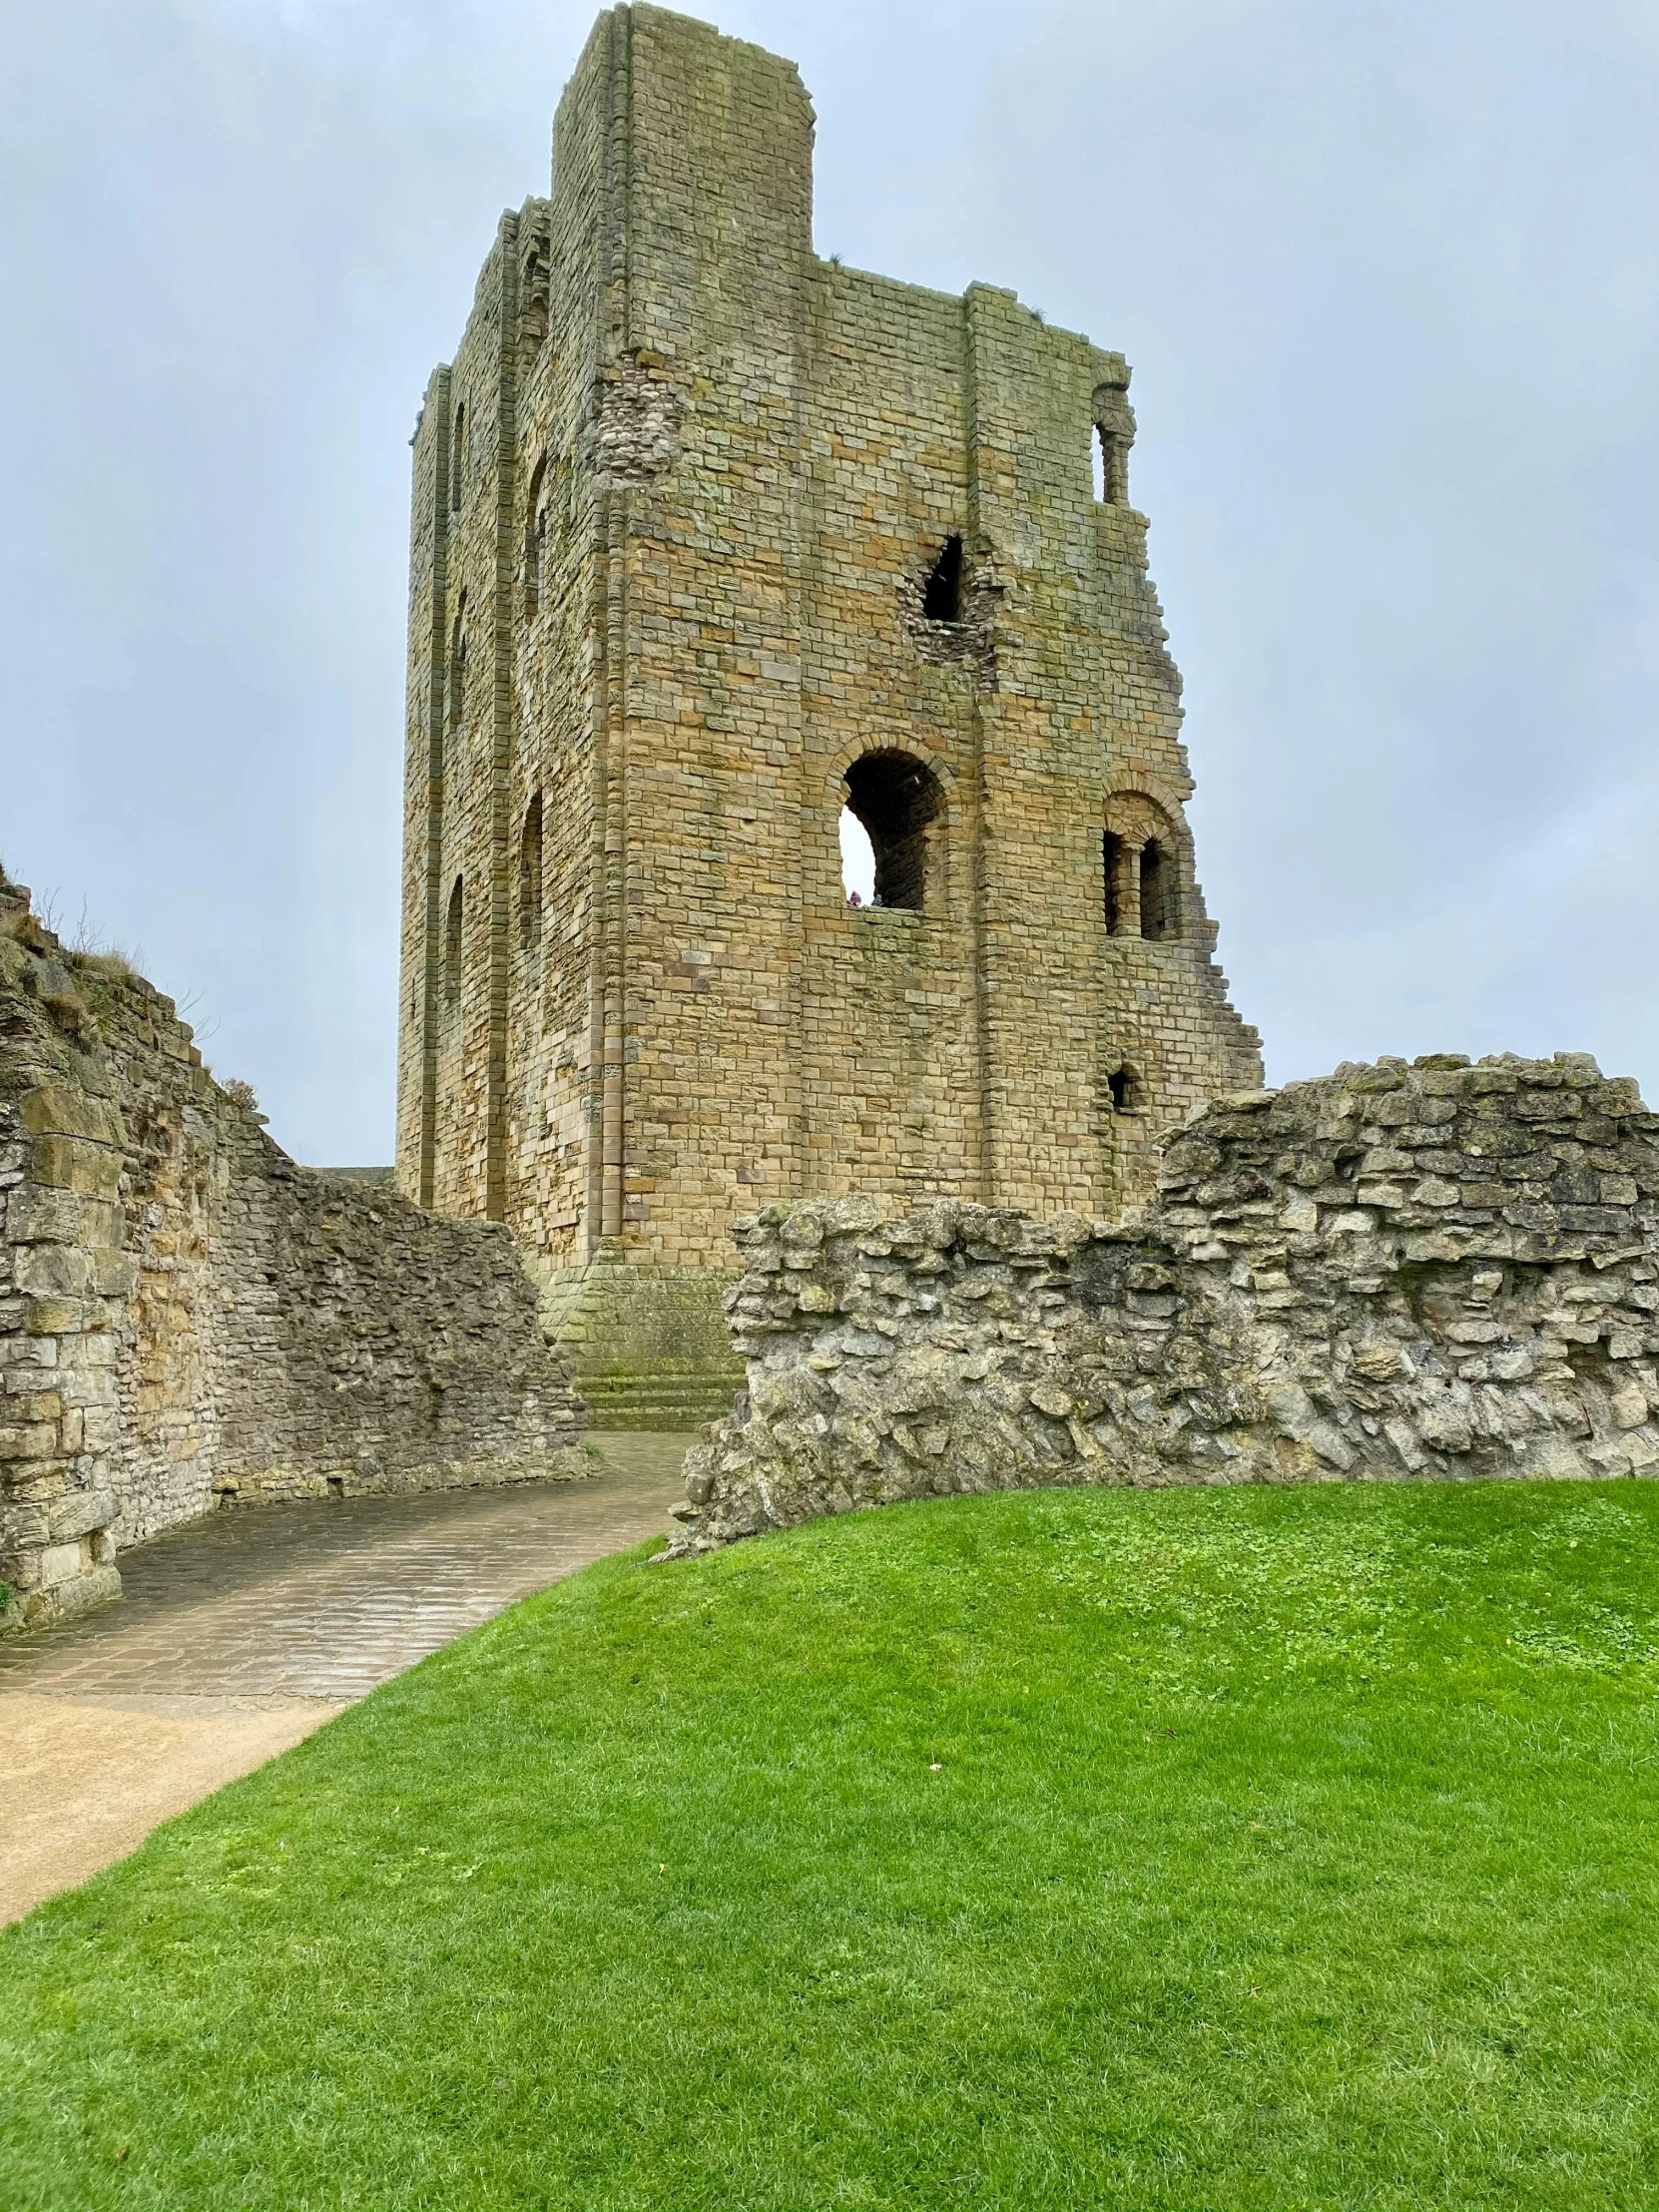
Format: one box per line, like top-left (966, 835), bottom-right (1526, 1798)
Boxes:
top-left (444, 623), bottom-right (464, 734)
top-left (524, 458), bottom-right (547, 613)
top-left (518, 794), bottom-right (543, 952)
top-left (1091, 427), bottom-right (1108, 502)
top-left (921, 534), bottom-right (964, 623)
top-left (450, 402), bottom-right (466, 510)
top-left (444, 876), bottom-right (464, 1004)
top-left (1103, 830), bottom-right (1123, 934)
top-left (446, 596), bottom-right (467, 738)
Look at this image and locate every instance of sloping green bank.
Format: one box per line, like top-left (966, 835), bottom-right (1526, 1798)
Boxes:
top-left (6, 1479), bottom-right (1659, 2209)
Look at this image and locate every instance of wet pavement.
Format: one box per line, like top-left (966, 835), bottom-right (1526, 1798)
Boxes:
top-left (0, 1435), bottom-right (692, 1923)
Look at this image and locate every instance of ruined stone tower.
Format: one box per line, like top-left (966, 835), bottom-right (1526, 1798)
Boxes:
top-left (395, 4), bottom-right (1261, 1421)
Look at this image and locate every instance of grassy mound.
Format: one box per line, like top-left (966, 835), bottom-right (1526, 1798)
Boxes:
top-left (6, 1480), bottom-right (1659, 2209)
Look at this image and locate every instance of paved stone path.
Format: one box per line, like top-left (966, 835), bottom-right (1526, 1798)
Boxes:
top-left (0, 1436), bottom-right (692, 1924)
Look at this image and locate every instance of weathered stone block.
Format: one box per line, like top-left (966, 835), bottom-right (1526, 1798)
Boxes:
top-left (13, 1244), bottom-right (92, 1299)
top-left (38, 1540), bottom-right (90, 1587)
top-left (6, 1186), bottom-right (85, 1243)
top-left (46, 1487), bottom-right (115, 1542)
top-left (0, 1420), bottom-right (60, 1459)
top-left (89, 1248), bottom-right (140, 1298)
top-left (1611, 1382), bottom-right (1650, 1431)
top-left (4, 1389), bottom-right (63, 1424)
top-left (29, 1135), bottom-right (120, 1200)
top-left (18, 1087), bottom-right (121, 1144)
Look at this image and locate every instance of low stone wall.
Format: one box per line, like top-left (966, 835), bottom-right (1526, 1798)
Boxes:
top-left (540, 1260), bottom-right (746, 1431)
top-left (1, 874), bottom-right (583, 1630)
top-left (671, 1053), bottom-right (1659, 1551)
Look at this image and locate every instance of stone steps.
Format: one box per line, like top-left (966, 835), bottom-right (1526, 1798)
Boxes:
top-left (575, 1372), bottom-right (741, 1432)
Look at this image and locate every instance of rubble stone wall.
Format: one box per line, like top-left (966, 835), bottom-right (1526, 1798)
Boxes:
top-left (1, 874), bottom-right (583, 1630)
top-left (672, 1053), bottom-right (1659, 1552)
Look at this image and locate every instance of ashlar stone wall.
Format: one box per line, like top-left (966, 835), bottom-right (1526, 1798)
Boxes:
top-left (671, 1053), bottom-right (1659, 1552)
top-left (0, 874), bottom-right (583, 1631)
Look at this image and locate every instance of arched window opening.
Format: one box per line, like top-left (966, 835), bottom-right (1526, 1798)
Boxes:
top-left (450, 402), bottom-right (466, 510)
top-left (838, 807), bottom-right (875, 905)
top-left (921, 534), bottom-right (964, 624)
top-left (1091, 428), bottom-right (1108, 503)
top-left (444, 876), bottom-right (464, 1005)
top-left (518, 794), bottom-right (543, 952)
top-left (842, 750), bottom-right (943, 912)
top-left (1140, 837), bottom-right (1173, 940)
top-left (1102, 830), bottom-right (1123, 934)
top-left (1107, 1066), bottom-right (1139, 1114)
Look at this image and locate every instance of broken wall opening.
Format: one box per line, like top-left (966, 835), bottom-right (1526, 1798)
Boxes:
top-left (920, 534), bottom-right (963, 623)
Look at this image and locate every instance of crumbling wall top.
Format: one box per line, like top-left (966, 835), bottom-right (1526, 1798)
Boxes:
top-left (672, 1054), bottom-right (1659, 1552)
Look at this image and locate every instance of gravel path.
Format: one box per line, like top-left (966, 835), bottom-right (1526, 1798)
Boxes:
top-left (0, 1436), bottom-right (691, 1924)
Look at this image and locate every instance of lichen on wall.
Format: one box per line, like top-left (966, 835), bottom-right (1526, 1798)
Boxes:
top-left (0, 872), bottom-right (584, 1632)
top-left (670, 1053), bottom-right (1659, 1552)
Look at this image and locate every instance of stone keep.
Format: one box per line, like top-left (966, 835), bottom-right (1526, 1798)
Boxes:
top-left (672, 1054), bottom-right (1659, 1554)
top-left (395, 4), bottom-right (1261, 1422)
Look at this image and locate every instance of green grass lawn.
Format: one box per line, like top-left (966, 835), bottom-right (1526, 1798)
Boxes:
top-left (6, 1479), bottom-right (1659, 2210)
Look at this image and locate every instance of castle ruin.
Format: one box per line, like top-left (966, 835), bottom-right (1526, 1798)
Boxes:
top-left (6, 6), bottom-right (1648, 1627)
top-left (396, 5), bottom-right (1262, 1422)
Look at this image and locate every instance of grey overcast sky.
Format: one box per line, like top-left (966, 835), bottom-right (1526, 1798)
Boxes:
top-left (4, 0), bottom-right (1658, 1162)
